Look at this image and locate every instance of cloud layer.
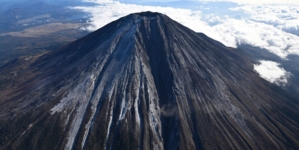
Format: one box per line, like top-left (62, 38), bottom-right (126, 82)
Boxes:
top-left (193, 0), bottom-right (299, 5)
top-left (212, 18), bottom-right (299, 58)
top-left (231, 5), bottom-right (299, 35)
top-left (254, 60), bottom-right (291, 85)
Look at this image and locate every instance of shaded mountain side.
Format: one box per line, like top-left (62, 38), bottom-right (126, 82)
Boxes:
top-left (0, 12), bottom-right (299, 150)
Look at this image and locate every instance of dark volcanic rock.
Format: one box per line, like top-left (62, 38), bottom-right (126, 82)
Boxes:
top-left (0, 12), bottom-right (299, 150)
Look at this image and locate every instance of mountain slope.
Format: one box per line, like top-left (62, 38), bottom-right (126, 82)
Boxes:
top-left (0, 12), bottom-right (299, 150)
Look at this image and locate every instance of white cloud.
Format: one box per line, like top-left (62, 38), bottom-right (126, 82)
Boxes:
top-left (231, 5), bottom-right (299, 34)
top-left (192, 0), bottom-right (299, 5)
top-left (83, 0), bottom-right (114, 3)
top-left (254, 60), bottom-right (291, 85)
top-left (212, 18), bottom-right (299, 58)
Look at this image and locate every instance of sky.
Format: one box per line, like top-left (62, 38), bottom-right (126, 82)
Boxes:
top-left (190, 0), bottom-right (299, 5)
top-left (73, 0), bottom-right (298, 85)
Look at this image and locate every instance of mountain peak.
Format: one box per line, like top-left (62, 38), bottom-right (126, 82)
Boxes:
top-left (111, 11), bottom-right (169, 28)
top-left (131, 11), bottom-right (164, 17)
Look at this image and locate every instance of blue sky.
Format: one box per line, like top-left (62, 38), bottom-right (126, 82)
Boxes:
top-left (114, 0), bottom-right (299, 5)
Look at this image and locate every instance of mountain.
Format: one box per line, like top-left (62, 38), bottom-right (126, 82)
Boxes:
top-left (0, 12), bottom-right (299, 150)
